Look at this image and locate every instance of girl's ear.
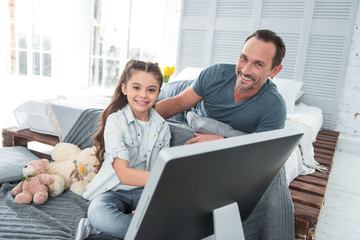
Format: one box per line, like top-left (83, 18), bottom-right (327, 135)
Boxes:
top-left (121, 83), bottom-right (127, 95)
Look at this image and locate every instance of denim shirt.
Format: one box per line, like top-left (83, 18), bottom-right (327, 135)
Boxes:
top-left (83, 105), bottom-right (171, 201)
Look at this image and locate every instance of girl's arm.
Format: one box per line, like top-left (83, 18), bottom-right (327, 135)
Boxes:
top-left (112, 158), bottom-right (150, 186)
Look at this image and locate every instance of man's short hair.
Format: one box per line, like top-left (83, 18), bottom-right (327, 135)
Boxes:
top-left (246, 29), bottom-right (286, 69)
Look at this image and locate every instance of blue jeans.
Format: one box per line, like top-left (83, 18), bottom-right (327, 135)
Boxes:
top-left (87, 188), bottom-right (143, 239)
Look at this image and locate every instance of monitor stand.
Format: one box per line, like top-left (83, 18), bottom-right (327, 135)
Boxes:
top-left (203, 202), bottom-right (245, 240)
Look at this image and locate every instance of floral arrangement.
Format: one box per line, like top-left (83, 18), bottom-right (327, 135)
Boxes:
top-left (160, 66), bottom-right (175, 83)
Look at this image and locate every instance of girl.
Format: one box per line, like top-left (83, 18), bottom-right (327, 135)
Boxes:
top-left (75, 60), bottom-right (171, 240)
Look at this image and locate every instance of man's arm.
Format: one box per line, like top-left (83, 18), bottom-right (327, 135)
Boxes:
top-left (155, 85), bottom-right (203, 119)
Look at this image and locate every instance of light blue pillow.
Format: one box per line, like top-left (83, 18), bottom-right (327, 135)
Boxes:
top-left (186, 112), bottom-right (247, 137)
top-left (0, 146), bottom-right (40, 184)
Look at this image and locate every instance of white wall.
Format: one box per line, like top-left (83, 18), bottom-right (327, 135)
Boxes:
top-left (335, 0), bottom-right (360, 152)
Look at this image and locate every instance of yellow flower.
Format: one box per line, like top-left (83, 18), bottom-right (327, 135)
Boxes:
top-left (162, 66), bottom-right (175, 83)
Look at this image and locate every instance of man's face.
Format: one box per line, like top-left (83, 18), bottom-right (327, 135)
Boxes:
top-left (235, 37), bottom-right (281, 91)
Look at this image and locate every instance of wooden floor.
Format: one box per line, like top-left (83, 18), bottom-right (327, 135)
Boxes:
top-left (290, 130), bottom-right (340, 240)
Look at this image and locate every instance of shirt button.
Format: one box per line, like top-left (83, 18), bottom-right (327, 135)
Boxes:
top-left (160, 123), bottom-right (162, 125)
top-left (148, 150), bottom-right (150, 152)
top-left (138, 134), bottom-right (140, 136)
top-left (154, 134), bottom-right (157, 137)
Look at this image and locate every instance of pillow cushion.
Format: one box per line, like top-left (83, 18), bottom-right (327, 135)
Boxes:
top-left (170, 67), bottom-right (204, 82)
top-left (0, 146), bottom-right (40, 184)
top-left (272, 77), bottom-right (303, 114)
top-left (186, 112), bottom-right (246, 137)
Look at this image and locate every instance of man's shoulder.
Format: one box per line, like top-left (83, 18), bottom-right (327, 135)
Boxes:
top-left (200, 63), bottom-right (236, 82)
top-left (205, 63), bottom-right (236, 72)
top-left (265, 79), bottom-right (285, 101)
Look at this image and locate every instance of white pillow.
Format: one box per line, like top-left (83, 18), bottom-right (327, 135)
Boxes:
top-left (170, 67), bottom-right (205, 82)
top-left (272, 77), bottom-right (303, 114)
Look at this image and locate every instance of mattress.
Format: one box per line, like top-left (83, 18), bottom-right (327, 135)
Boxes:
top-left (14, 91), bottom-right (112, 140)
top-left (283, 102), bottom-right (323, 184)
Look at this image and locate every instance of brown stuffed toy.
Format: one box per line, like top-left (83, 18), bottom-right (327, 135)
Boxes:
top-left (11, 159), bottom-right (53, 205)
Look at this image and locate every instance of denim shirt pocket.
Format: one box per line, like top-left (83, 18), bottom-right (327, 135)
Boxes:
top-left (124, 137), bottom-right (140, 147)
top-left (124, 137), bottom-right (139, 167)
top-left (149, 139), bottom-right (166, 170)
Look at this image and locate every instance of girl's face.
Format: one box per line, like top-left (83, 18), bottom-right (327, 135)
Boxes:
top-left (121, 71), bottom-right (161, 121)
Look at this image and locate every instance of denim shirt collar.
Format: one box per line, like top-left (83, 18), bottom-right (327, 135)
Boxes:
top-left (123, 104), bottom-right (166, 129)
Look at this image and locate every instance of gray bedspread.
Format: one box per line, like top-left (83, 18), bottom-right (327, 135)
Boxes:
top-left (0, 183), bottom-right (118, 240)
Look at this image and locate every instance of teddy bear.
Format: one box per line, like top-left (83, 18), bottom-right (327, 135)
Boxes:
top-left (11, 159), bottom-right (53, 205)
top-left (69, 146), bottom-right (99, 196)
top-left (45, 142), bottom-right (99, 197)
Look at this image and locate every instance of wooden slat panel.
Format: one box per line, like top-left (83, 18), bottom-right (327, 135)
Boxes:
top-left (294, 201), bottom-right (320, 223)
top-left (313, 140), bottom-right (337, 150)
top-left (295, 218), bottom-right (310, 240)
top-left (2, 127), bottom-right (59, 147)
top-left (318, 129), bottom-right (340, 137)
top-left (290, 180), bottom-right (326, 197)
top-left (308, 171), bottom-right (329, 180)
top-left (290, 189), bottom-right (324, 209)
top-left (294, 175), bottom-right (327, 187)
top-left (292, 129), bottom-right (339, 240)
top-left (314, 147), bottom-right (337, 156)
top-left (314, 152), bottom-right (334, 161)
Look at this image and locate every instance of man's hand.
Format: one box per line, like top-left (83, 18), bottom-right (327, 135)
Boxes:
top-left (184, 133), bottom-right (224, 144)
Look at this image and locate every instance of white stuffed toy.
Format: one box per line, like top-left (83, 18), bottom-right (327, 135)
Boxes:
top-left (69, 146), bottom-right (99, 197)
top-left (45, 142), bottom-right (98, 197)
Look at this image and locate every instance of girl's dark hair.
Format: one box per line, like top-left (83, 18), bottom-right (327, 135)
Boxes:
top-left (245, 29), bottom-right (286, 69)
top-left (93, 59), bottom-right (163, 173)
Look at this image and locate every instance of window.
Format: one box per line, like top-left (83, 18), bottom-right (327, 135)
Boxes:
top-left (4, 0), bottom-right (180, 87)
top-left (7, 0), bottom-right (53, 77)
top-left (90, 0), bottom-right (131, 87)
top-left (90, 0), bottom-right (180, 88)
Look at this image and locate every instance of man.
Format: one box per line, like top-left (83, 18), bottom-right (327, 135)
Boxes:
top-left (155, 29), bottom-right (287, 144)
top-left (156, 29), bottom-right (294, 240)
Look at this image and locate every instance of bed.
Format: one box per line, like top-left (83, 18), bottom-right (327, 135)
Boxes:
top-left (0, 68), bottom-right (336, 239)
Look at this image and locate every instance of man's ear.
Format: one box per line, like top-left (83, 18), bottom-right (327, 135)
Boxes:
top-left (121, 83), bottom-right (127, 95)
top-left (270, 64), bottom-right (282, 79)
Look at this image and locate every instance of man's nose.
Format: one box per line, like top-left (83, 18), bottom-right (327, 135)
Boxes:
top-left (242, 63), bottom-right (252, 75)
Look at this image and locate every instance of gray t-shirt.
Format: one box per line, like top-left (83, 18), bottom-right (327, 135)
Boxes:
top-left (192, 63), bottom-right (286, 133)
top-left (159, 63), bottom-right (286, 133)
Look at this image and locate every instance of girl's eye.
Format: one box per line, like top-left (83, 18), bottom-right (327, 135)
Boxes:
top-left (133, 86), bottom-right (140, 90)
top-left (148, 89), bottom-right (156, 93)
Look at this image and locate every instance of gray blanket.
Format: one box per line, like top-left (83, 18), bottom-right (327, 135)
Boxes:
top-left (63, 108), bottom-right (102, 149)
top-left (0, 183), bottom-right (117, 240)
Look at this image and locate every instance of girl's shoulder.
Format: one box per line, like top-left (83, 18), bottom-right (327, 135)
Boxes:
top-left (107, 107), bottom-right (133, 125)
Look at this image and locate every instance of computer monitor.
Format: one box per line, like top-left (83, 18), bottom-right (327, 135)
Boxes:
top-left (125, 128), bottom-right (303, 240)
